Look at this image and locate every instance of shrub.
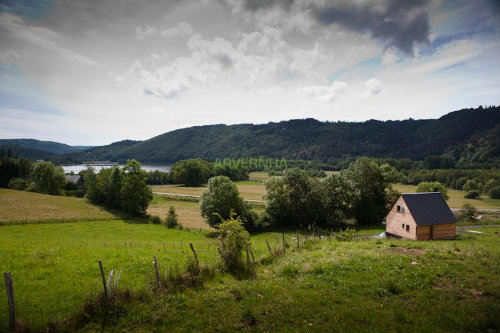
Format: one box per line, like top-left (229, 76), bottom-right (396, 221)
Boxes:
top-left (488, 186), bottom-right (500, 199)
top-left (457, 204), bottom-right (478, 222)
top-left (8, 177), bottom-right (28, 191)
top-left (416, 181), bottom-right (449, 200)
top-left (149, 215), bottom-right (162, 224)
top-left (464, 190), bottom-right (480, 199)
top-left (165, 206), bottom-right (178, 228)
top-left (215, 212), bottom-right (251, 273)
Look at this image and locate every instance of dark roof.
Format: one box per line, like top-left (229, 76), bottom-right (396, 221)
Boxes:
top-left (401, 192), bottom-right (457, 226)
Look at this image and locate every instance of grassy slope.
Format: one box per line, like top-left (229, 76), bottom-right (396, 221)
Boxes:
top-left (0, 189), bottom-right (116, 224)
top-left (392, 184), bottom-right (500, 210)
top-left (77, 227), bottom-right (500, 332)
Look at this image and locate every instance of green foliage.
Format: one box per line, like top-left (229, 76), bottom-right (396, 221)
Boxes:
top-left (165, 206), bottom-right (178, 228)
top-left (120, 160), bottom-right (153, 217)
top-left (464, 190), bottom-right (480, 199)
top-left (0, 156), bottom-right (31, 188)
top-left (416, 181), bottom-right (449, 200)
top-left (171, 159), bottom-right (211, 186)
top-left (146, 170), bottom-right (169, 185)
top-left (200, 176), bottom-right (256, 229)
top-left (149, 215), bottom-right (162, 224)
top-left (108, 167), bottom-right (123, 209)
top-left (488, 186), bottom-right (500, 199)
top-left (213, 164), bottom-right (249, 181)
top-left (215, 212), bottom-right (251, 272)
top-left (322, 174), bottom-right (358, 228)
top-left (66, 106), bottom-right (500, 166)
top-left (29, 161), bottom-right (66, 195)
top-left (457, 204), bottom-right (478, 222)
top-left (343, 158), bottom-right (389, 225)
top-left (462, 179), bottom-right (478, 191)
top-left (8, 177), bottom-right (28, 191)
top-left (482, 179), bottom-right (498, 194)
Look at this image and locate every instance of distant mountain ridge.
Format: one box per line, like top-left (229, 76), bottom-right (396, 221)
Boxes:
top-left (2, 106), bottom-right (499, 165)
top-left (68, 106), bottom-right (500, 165)
top-left (0, 139), bottom-right (93, 159)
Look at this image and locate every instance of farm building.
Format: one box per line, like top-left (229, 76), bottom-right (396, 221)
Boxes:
top-left (385, 192), bottom-right (456, 240)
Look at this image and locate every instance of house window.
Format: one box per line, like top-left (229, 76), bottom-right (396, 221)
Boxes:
top-left (406, 225), bottom-right (410, 232)
top-left (397, 205), bottom-right (405, 212)
top-left (402, 223), bottom-right (405, 229)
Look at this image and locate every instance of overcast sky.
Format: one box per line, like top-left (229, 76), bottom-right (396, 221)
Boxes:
top-left (1, 0), bottom-right (499, 145)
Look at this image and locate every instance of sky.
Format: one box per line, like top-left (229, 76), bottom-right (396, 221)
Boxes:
top-left (0, 0), bottom-right (499, 146)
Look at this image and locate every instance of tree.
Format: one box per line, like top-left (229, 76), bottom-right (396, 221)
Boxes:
top-left (200, 176), bottom-right (255, 229)
top-left (488, 186), bottom-right (500, 199)
top-left (416, 181), bottom-right (449, 200)
top-left (264, 168), bottom-right (324, 228)
top-left (165, 206), bottom-right (178, 228)
top-left (215, 212), bottom-right (250, 272)
top-left (107, 166), bottom-right (123, 209)
top-left (343, 158), bottom-right (388, 225)
top-left (462, 179), bottom-right (478, 191)
top-left (171, 159), bottom-right (211, 186)
top-left (322, 174), bottom-right (358, 228)
top-left (29, 161), bottom-right (66, 195)
top-left (120, 159), bottom-right (153, 217)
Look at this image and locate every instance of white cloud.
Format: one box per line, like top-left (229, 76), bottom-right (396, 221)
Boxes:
top-left (0, 49), bottom-right (19, 66)
top-left (161, 22), bottom-right (194, 37)
top-left (135, 25), bottom-right (157, 40)
top-left (0, 13), bottom-right (99, 67)
top-left (301, 81), bottom-right (349, 102)
top-left (363, 78), bottom-right (382, 97)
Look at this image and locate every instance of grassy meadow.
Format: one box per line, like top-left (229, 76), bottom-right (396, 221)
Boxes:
top-left (0, 189), bottom-right (116, 225)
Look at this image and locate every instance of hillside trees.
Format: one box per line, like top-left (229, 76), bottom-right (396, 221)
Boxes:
top-left (171, 159), bottom-right (211, 186)
top-left (84, 160), bottom-right (152, 217)
top-left (200, 176), bottom-right (257, 230)
top-left (29, 161), bottom-right (66, 195)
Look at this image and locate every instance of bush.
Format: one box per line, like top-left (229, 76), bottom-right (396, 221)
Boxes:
top-left (457, 204), bottom-right (478, 222)
top-left (464, 190), bottom-right (480, 199)
top-left (149, 215), bottom-right (162, 224)
top-left (8, 177), bottom-right (28, 191)
top-left (488, 186), bottom-right (500, 199)
top-left (416, 181), bottom-right (449, 200)
top-left (215, 212), bottom-right (251, 273)
top-left (165, 206), bottom-right (178, 228)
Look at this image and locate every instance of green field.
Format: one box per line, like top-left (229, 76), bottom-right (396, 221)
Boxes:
top-left (0, 189), bottom-right (116, 225)
top-left (2, 220), bottom-right (498, 332)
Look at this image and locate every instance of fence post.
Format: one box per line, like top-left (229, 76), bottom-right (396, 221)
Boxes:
top-left (265, 239), bottom-right (274, 257)
top-left (98, 261), bottom-right (108, 302)
top-left (189, 243), bottom-right (199, 269)
top-left (282, 234), bottom-right (286, 253)
top-left (4, 272), bottom-right (15, 332)
top-left (249, 248), bottom-right (255, 264)
top-left (154, 256), bottom-right (161, 289)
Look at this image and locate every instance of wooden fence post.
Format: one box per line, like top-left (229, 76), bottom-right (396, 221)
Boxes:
top-left (282, 234), bottom-right (286, 253)
top-left (98, 261), bottom-right (108, 302)
top-left (4, 272), bottom-right (15, 332)
top-left (189, 243), bottom-right (199, 269)
top-left (265, 239), bottom-right (274, 257)
top-left (249, 248), bottom-right (255, 264)
top-left (154, 256), bottom-right (161, 289)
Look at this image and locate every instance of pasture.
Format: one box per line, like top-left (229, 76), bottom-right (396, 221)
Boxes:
top-left (0, 189), bottom-right (116, 225)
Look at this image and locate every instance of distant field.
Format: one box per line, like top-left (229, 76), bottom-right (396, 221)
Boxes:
top-left (0, 189), bottom-right (116, 224)
top-left (152, 184), bottom-right (267, 201)
top-left (392, 184), bottom-right (500, 210)
top-left (249, 172), bottom-right (270, 181)
top-left (148, 197), bottom-right (208, 230)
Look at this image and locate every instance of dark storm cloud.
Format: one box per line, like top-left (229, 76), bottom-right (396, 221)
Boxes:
top-left (315, 0), bottom-right (431, 56)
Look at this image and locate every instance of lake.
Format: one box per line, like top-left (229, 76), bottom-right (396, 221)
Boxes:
top-left (62, 164), bottom-right (171, 174)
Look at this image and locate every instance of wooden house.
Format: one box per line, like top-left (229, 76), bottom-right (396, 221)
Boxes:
top-left (385, 192), bottom-right (456, 240)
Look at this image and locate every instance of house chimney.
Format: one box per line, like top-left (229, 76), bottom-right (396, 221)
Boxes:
top-left (433, 187), bottom-right (438, 192)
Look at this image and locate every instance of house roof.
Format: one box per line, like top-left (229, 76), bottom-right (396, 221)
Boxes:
top-left (65, 175), bottom-right (82, 184)
top-left (401, 192), bottom-right (457, 226)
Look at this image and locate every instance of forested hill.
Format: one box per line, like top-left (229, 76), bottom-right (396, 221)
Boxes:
top-left (66, 106), bottom-right (499, 165)
top-left (0, 139), bottom-right (93, 160)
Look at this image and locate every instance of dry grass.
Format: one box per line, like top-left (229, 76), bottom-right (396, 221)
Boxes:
top-left (0, 189), bottom-right (115, 224)
top-left (249, 172), bottom-right (270, 181)
top-left (151, 184), bottom-right (266, 201)
top-left (392, 184), bottom-right (500, 210)
top-left (148, 199), bottom-right (211, 230)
